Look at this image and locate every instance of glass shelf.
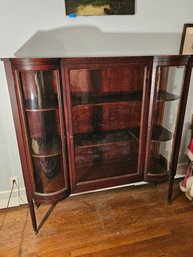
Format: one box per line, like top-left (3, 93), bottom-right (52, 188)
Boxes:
top-left (24, 95), bottom-right (58, 110)
top-left (72, 91), bottom-right (143, 106)
top-left (156, 90), bottom-right (179, 102)
top-left (74, 128), bottom-right (140, 148)
top-left (25, 107), bottom-right (58, 112)
top-left (147, 155), bottom-right (169, 176)
top-left (151, 125), bottom-right (173, 142)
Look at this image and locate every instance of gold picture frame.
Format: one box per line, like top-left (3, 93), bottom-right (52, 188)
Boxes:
top-left (180, 23), bottom-right (193, 54)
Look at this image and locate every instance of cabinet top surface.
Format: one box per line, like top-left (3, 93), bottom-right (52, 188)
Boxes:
top-left (1, 54), bottom-right (191, 59)
top-left (2, 55), bottom-right (192, 71)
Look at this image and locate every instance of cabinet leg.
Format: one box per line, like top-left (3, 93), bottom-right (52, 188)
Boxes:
top-left (168, 174), bottom-right (175, 204)
top-left (28, 201), bottom-right (38, 234)
top-left (34, 201), bottom-right (41, 209)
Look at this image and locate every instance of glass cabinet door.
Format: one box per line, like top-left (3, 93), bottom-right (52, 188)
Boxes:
top-left (17, 68), bottom-right (69, 199)
top-left (146, 63), bottom-right (186, 181)
top-left (67, 60), bottom-right (152, 191)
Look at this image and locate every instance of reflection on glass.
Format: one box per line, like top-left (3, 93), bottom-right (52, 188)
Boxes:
top-left (19, 70), bottom-right (58, 109)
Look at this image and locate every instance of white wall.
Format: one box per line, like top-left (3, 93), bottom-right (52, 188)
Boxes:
top-left (0, 0), bottom-right (193, 194)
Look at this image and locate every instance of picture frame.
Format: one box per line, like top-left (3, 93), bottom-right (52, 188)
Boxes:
top-left (65, 0), bottom-right (135, 16)
top-left (180, 23), bottom-right (193, 54)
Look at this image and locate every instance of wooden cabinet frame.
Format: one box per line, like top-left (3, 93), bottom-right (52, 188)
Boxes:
top-left (61, 57), bottom-right (152, 193)
top-left (2, 56), bottom-right (192, 233)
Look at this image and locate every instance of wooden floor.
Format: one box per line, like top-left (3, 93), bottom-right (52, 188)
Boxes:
top-left (1, 181), bottom-right (193, 257)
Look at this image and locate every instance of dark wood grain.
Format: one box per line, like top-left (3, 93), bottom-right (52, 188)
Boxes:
top-left (1, 182), bottom-right (193, 257)
top-left (156, 90), bottom-right (179, 102)
top-left (152, 125), bottom-right (173, 142)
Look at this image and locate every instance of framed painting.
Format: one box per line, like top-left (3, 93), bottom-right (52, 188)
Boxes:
top-left (65, 0), bottom-right (135, 16)
top-left (180, 23), bottom-right (193, 54)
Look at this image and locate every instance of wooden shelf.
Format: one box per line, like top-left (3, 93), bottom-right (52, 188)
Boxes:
top-left (74, 128), bottom-right (140, 148)
top-left (156, 90), bottom-right (179, 102)
top-left (152, 125), bottom-right (173, 142)
top-left (72, 91), bottom-right (143, 106)
top-left (76, 157), bottom-right (138, 183)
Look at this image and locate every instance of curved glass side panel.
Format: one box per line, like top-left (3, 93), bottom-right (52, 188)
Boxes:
top-left (147, 66), bottom-right (185, 180)
top-left (18, 70), bottom-right (66, 194)
top-left (20, 70), bottom-right (58, 110)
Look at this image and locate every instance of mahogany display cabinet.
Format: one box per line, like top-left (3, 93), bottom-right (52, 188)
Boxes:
top-left (2, 56), bottom-right (193, 233)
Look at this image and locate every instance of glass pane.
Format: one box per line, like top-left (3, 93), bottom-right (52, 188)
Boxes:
top-left (70, 67), bottom-right (146, 184)
top-left (70, 68), bottom-right (144, 105)
top-left (26, 111), bottom-right (61, 157)
top-left (19, 70), bottom-right (58, 109)
top-left (18, 70), bottom-right (66, 194)
top-left (147, 66), bottom-right (185, 177)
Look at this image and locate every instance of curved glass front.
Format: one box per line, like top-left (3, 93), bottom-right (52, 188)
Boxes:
top-left (147, 66), bottom-right (185, 180)
top-left (18, 70), bottom-right (67, 194)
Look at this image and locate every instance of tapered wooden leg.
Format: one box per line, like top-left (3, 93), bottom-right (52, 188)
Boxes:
top-left (168, 173), bottom-right (175, 204)
top-left (28, 201), bottom-right (38, 234)
top-left (34, 201), bottom-right (41, 209)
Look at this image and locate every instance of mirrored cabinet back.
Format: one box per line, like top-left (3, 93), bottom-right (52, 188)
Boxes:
top-left (2, 56), bottom-right (193, 233)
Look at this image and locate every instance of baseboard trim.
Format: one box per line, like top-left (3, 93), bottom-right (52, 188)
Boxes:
top-left (0, 187), bottom-right (27, 209)
top-left (176, 162), bottom-right (189, 175)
